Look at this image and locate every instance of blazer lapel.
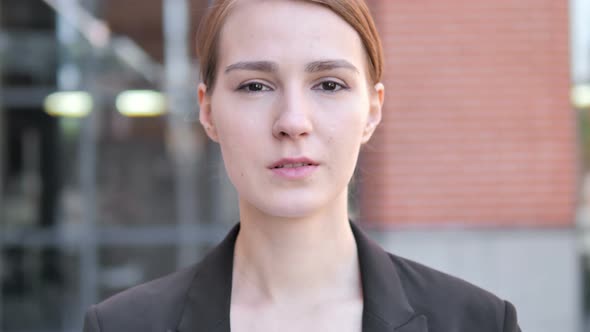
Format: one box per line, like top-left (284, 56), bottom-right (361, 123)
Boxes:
top-left (351, 222), bottom-right (428, 332)
top-left (363, 313), bottom-right (428, 332)
top-left (174, 222), bottom-right (428, 332)
top-left (175, 225), bottom-right (239, 332)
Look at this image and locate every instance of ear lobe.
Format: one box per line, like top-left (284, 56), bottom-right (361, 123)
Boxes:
top-left (198, 83), bottom-right (219, 142)
top-left (361, 82), bottom-right (384, 144)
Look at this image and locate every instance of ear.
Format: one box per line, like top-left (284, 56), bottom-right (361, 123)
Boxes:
top-left (361, 82), bottom-right (384, 144)
top-left (198, 83), bottom-right (219, 142)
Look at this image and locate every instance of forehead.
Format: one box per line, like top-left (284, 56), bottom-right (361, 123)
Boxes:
top-left (217, 0), bottom-right (367, 72)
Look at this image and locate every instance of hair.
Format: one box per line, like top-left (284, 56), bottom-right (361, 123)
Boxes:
top-left (196, 0), bottom-right (384, 92)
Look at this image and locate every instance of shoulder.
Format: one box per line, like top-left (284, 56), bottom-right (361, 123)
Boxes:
top-left (83, 225), bottom-right (240, 332)
top-left (83, 265), bottom-right (199, 332)
top-left (389, 253), bottom-right (519, 331)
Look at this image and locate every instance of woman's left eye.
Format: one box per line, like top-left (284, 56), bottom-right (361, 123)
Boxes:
top-left (313, 80), bottom-right (347, 92)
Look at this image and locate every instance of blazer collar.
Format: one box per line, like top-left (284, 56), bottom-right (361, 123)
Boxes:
top-left (351, 222), bottom-right (428, 332)
top-left (176, 225), bottom-right (236, 332)
top-left (175, 222), bottom-right (427, 332)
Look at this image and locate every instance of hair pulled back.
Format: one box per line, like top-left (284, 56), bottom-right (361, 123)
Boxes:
top-left (196, 0), bottom-right (383, 91)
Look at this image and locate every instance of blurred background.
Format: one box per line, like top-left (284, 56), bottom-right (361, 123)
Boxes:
top-left (0, 0), bottom-right (588, 331)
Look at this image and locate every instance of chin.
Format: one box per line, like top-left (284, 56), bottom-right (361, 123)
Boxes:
top-left (249, 194), bottom-right (329, 220)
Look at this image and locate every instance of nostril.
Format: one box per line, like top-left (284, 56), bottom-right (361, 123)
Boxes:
top-left (273, 120), bottom-right (312, 139)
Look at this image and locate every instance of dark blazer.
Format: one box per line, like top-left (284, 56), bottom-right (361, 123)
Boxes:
top-left (83, 223), bottom-right (521, 332)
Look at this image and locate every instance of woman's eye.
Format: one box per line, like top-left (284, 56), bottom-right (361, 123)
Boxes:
top-left (238, 82), bottom-right (271, 93)
top-left (314, 80), bottom-right (346, 92)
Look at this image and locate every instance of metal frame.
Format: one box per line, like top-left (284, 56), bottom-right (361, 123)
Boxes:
top-left (0, 0), bottom-right (232, 330)
top-left (0, 223), bottom-right (228, 331)
top-left (0, 18), bottom-right (4, 330)
top-left (0, 224), bottom-right (228, 248)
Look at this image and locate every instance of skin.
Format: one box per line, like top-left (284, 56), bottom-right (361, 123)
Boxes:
top-left (198, 0), bottom-right (384, 331)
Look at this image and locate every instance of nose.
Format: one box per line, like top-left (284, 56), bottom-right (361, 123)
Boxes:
top-left (272, 88), bottom-right (313, 139)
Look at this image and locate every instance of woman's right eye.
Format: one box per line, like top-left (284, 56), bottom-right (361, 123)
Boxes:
top-left (237, 82), bottom-right (272, 93)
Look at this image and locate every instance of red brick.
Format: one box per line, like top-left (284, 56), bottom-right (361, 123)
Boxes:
top-left (361, 0), bottom-right (575, 228)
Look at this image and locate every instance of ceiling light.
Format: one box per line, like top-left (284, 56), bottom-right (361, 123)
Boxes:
top-left (116, 90), bottom-right (167, 117)
top-left (44, 91), bottom-right (93, 117)
top-left (572, 84), bottom-right (590, 110)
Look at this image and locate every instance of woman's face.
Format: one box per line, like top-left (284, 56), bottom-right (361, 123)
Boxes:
top-left (199, 0), bottom-right (383, 219)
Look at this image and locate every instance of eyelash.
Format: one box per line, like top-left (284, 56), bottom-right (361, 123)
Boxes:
top-left (237, 82), bottom-right (272, 93)
top-left (312, 80), bottom-right (349, 93)
top-left (236, 80), bottom-right (349, 94)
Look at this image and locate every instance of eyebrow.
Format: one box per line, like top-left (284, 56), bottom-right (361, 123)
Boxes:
top-left (224, 59), bottom-right (359, 74)
top-left (305, 60), bottom-right (359, 74)
top-left (225, 61), bottom-right (278, 73)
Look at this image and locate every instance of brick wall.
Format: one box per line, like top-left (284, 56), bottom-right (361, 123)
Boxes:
top-left (360, 1), bottom-right (577, 227)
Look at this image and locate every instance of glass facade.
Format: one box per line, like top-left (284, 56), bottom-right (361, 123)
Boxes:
top-left (1, 0), bottom-right (238, 330)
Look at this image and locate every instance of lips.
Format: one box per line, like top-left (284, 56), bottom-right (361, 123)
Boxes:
top-left (268, 157), bottom-right (319, 169)
top-left (268, 157), bottom-right (319, 180)
top-left (274, 162), bottom-right (314, 169)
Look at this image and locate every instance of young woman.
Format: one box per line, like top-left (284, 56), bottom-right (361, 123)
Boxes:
top-left (84, 1), bottom-right (521, 331)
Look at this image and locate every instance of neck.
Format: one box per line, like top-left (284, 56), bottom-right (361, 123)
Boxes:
top-left (232, 192), bottom-right (361, 305)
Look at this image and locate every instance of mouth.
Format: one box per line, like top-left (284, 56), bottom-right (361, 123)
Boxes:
top-left (268, 158), bottom-right (319, 179)
top-left (268, 158), bottom-right (319, 169)
top-left (273, 162), bottom-right (316, 169)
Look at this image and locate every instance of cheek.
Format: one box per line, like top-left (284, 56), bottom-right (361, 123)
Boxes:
top-left (212, 99), bottom-right (259, 143)
top-left (211, 103), bottom-right (270, 179)
top-left (320, 103), bottom-right (368, 171)
top-left (216, 125), bottom-right (252, 169)
top-left (212, 94), bottom-right (274, 131)
top-left (316, 91), bottom-right (370, 127)
top-left (327, 104), bottom-right (368, 142)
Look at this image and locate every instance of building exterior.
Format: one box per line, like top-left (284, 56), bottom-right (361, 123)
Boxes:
top-left (361, 2), bottom-right (580, 331)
